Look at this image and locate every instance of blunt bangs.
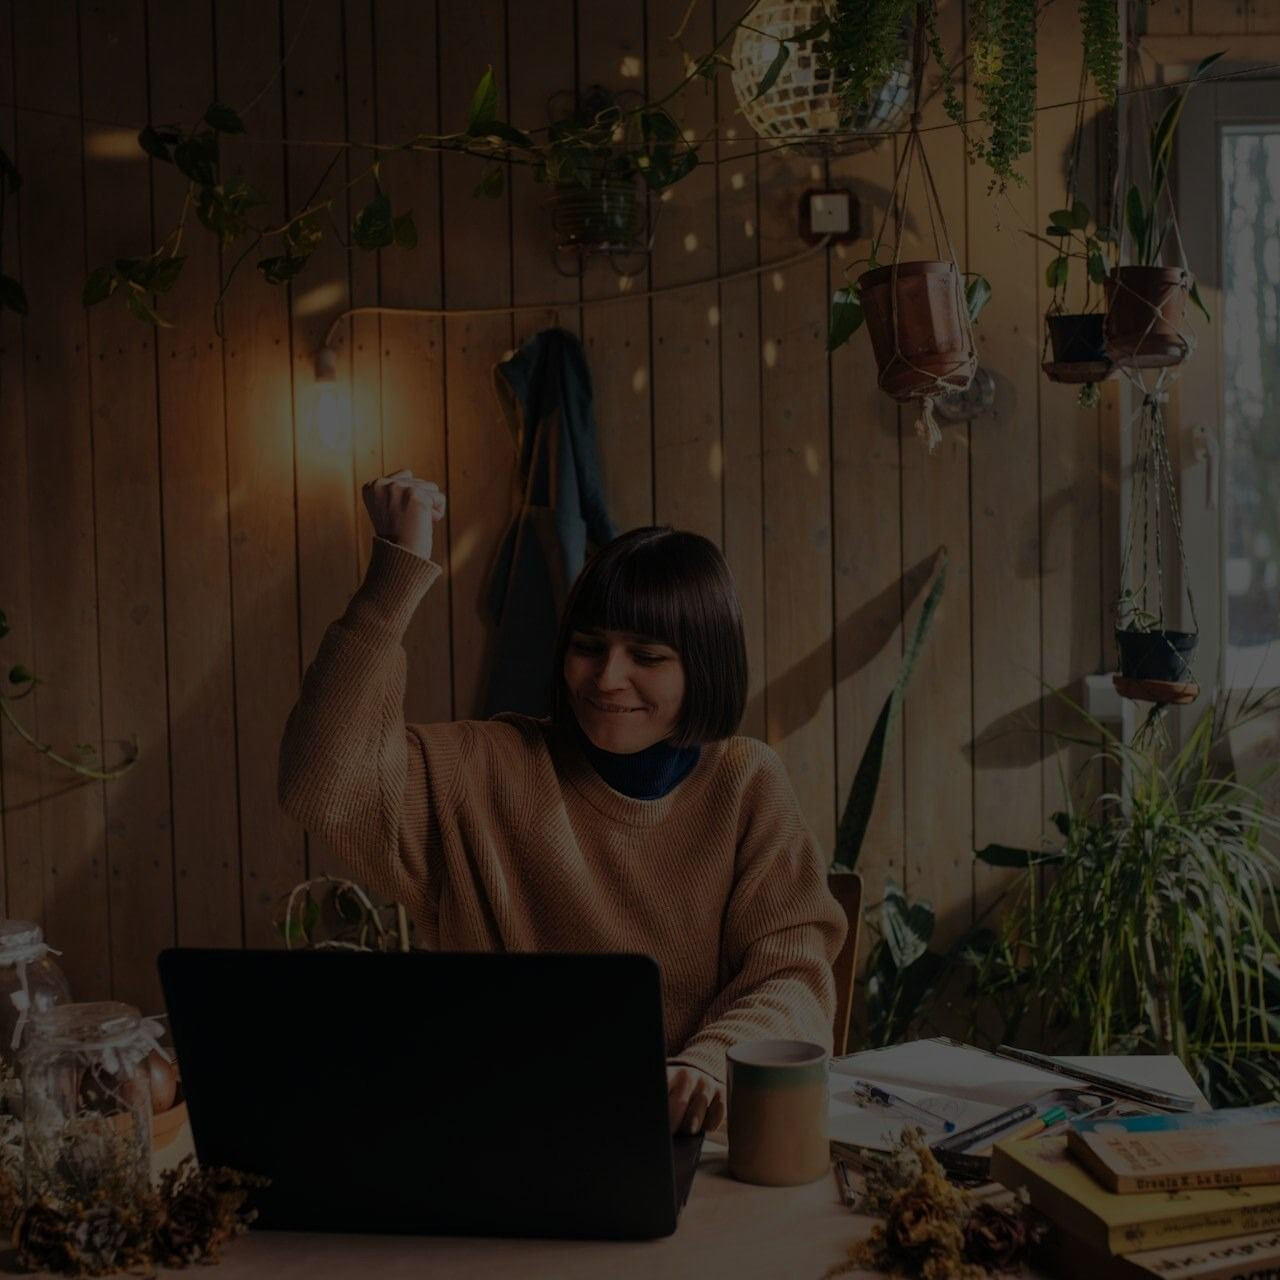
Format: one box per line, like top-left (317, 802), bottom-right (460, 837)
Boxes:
top-left (552, 527), bottom-right (748, 747)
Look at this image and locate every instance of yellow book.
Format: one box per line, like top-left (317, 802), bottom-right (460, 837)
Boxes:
top-left (991, 1135), bottom-right (1280, 1256)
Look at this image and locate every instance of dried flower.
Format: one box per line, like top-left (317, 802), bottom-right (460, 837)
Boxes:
top-left (10, 1157), bottom-right (265, 1276)
top-left (964, 1201), bottom-right (1026, 1269)
top-left (828, 1126), bottom-right (1042, 1279)
top-left (887, 1190), bottom-right (955, 1260)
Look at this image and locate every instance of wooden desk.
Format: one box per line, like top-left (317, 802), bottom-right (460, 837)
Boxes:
top-left (136, 1054), bottom-right (1206, 1278)
top-left (170, 1139), bottom-right (883, 1280)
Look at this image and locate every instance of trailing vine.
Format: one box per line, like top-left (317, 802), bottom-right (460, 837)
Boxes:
top-left (816, 0), bottom-right (916, 124)
top-left (967, 0), bottom-right (1038, 192)
top-left (1080, 0), bottom-right (1122, 106)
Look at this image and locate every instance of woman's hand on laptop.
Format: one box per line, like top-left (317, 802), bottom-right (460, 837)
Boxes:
top-left (666, 1064), bottom-right (724, 1136)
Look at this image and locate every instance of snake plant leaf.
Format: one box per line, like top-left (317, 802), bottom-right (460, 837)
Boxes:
top-left (833, 550), bottom-right (948, 870)
top-left (1125, 185), bottom-right (1147, 262)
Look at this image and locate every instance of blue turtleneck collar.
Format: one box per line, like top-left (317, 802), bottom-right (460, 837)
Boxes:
top-left (574, 720), bottom-right (701, 799)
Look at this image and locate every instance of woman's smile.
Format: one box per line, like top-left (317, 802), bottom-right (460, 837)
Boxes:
top-left (565, 629), bottom-right (686, 751)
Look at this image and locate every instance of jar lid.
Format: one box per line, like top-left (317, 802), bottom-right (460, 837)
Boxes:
top-left (0, 920), bottom-right (44, 952)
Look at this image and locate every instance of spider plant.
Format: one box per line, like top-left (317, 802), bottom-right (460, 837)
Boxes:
top-left (969, 692), bottom-right (1280, 1106)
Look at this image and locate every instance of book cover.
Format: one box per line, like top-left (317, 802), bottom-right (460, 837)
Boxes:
top-left (1068, 1110), bottom-right (1280, 1193)
top-left (1038, 1225), bottom-right (1280, 1279)
top-left (990, 1135), bottom-right (1280, 1255)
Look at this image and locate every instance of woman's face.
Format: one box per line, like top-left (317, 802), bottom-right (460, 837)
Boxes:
top-left (564, 628), bottom-right (686, 754)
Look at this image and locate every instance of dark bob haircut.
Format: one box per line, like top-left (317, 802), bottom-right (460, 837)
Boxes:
top-left (551, 527), bottom-right (748, 748)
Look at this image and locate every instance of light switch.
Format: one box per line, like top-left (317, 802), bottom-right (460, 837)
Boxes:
top-left (799, 188), bottom-right (859, 243)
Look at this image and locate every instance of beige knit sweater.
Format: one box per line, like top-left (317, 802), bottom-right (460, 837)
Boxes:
top-left (278, 537), bottom-right (847, 1082)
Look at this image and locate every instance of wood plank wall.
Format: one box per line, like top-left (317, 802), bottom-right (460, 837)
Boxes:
top-left (0, 0), bottom-right (1259, 1018)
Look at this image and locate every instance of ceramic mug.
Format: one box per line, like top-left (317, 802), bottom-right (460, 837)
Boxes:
top-left (726, 1039), bottom-right (829, 1186)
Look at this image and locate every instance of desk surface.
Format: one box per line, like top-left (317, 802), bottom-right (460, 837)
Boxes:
top-left (134, 1053), bottom-right (1206, 1279)
top-left (169, 1140), bottom-right (888, 1280)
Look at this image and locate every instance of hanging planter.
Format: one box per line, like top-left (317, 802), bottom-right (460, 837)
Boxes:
top-left (1103, 53), bottom-right (1224, 371)
top-left (859, 260), bottom-right (976, 402)
top-left (1112, 393), bottom-right (1200, 709)
top-left (1031, 88), bottom-right (1116, 404)
top-left (825, 10), bottom-right (987, 449)
top-left (550, 178), bottom-right (644, 254)
top-left (1103, 266), bottom-right (1189, 369)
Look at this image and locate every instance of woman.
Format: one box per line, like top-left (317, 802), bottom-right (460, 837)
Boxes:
top-left (279, 471), bottom-right (846, 1137)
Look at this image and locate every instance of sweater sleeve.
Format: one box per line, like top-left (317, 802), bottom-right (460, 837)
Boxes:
top-left (277, 537), bottom-right (465, 920)
top-left (668, 754), bottom-right (847, 1084)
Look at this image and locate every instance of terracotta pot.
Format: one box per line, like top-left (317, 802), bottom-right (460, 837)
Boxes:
top-left (1104, 267), bottom-right (1188, 369)
top-left (858, 260), bottom-right (975, 402)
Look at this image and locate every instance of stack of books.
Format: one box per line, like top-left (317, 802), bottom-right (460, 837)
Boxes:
top-left (990, 1103), bottom-right (1280, 1279)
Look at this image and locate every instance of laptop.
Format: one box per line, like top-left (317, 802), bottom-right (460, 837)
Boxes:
top-left (157, 949), bottom-right (703, 1240)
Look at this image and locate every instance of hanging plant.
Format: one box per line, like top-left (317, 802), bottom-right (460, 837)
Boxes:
top-left (1113, 391), bottom-right (1200, 708)
top-left (1105, 52), bottom-right (1222, 369)
top-left (967, 0), bottom-right (1038, 193)
top-left (826, 18), bottom-right (991, 448)
top-left (1079, 0), bottom-right (1122, 106)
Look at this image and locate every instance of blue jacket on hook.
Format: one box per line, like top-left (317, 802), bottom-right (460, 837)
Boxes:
top-left (480, 327), bottom-right (618, 720)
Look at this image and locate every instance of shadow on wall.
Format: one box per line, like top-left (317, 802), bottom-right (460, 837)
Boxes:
top-left (749, 548), bottom-right (943, 741)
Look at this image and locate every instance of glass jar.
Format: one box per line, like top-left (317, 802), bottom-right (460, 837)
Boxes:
top-left (20, 1002), bottom-right (165, 1208)
top-left (0, 920), bottom-right (70, 1074)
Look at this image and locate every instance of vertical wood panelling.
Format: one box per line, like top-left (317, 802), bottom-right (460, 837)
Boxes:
top-left (968, 54), bottom-right (1042, 918)
top-left (344, 0), bottom-right (381, 583)
top-left (759, 146), bottom-right (835, 852)
top-left (284, 0), bottom-right (358, 880)
top-left (80, 0), bottom-right (172, 1012)
top-left (830, 139), bottom-right (906, 950)
top-left (14, 2), bottom-right (109, 997)
top-left (148, 0), bottom-right (241, 952)
top-left (507, 0), bottom-right (580, 344)
top-left (374, 0), bottom-right (452, 725)
top-left (716, 1), bottom-right (766, 741)
top-left (577, 1), bottom-right (653, 533)
top-left (1037, 1), bottom-right (1104, 822)
top-left (648, 0), bottom-right (722, 544)
top-left (1193, 0), bottom-right (1249, 31)
top-left (0, 0), bottom-right (32, 926)
top-left (1146, 0), bottom-right (1192, 36)
top-left (900, 0), bottom-right (974, 948)
top-left (215, 0), bottom-right (305, 947)
top-left (3, 1), bottom-right (1135, 1029)
top-left (439, 0), bottom-right (514, 721)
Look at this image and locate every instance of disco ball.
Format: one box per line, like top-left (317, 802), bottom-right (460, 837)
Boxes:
top-left (729, 0), bottom-right (911, 148)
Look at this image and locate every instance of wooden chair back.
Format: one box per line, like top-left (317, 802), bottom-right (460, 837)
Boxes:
top-left (826, 870), bottom-right (863, 1057)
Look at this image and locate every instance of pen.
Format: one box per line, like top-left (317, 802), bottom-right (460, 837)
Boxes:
top-left (1000, 1104), bottom-right (1069, 1144)
top-left (848, 1079), bottom-right (958, 1133)
top-left (932, 1102), bottom-right (1038, 1153)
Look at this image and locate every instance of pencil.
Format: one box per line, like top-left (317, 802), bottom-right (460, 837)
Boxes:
top-left (833, 1159), bottom-right (856, 1207)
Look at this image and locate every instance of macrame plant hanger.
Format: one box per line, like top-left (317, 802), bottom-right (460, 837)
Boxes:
top-left (1040, 60), bottom-right (1114, 390)
top-left (1109, 57), bottom-right (1201, 713)
top-left (864, 5), bottom-right (976, 449)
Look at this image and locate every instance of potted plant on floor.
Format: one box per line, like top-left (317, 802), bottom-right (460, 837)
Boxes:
top-left (1104, 52), bottom-right (1222, 369)
top-left (969, 694), bottom-right (1280, 1106)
